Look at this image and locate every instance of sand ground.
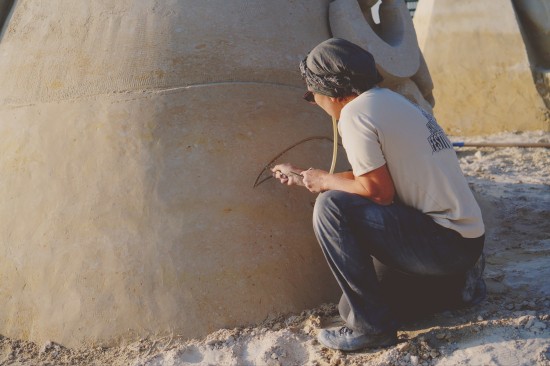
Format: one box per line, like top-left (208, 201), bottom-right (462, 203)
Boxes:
top-left (0, 131), bottom-right (548, 366)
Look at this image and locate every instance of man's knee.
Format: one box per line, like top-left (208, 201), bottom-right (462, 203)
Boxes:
top-left (315, 191), bottom-right (395, 233)
top-left (313, 191), bottom-right (340, 230)
top-left (313, 191), bottom-right (358, 230)
top-left (314, 190), bottom-right (346, 216)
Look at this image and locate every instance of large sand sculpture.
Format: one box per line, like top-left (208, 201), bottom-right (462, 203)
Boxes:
top-left (0, 0), bottom-right (432, 346)
top-left (413, 0), bottom-right (550, 135)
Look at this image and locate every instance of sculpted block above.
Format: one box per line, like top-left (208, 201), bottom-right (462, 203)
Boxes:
top-left (330, 0), bottom-right (435, 112)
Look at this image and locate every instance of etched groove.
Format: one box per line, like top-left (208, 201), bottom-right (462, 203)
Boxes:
top-left (0, 80), bottom-right (306, 108)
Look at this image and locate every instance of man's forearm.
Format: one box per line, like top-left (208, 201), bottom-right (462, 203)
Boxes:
top-left (323, 174), bottom-right (373, 198)
top-left (321, 168), bottom-right (395, 206)
top-left (332, 171), bottom-right (354, 180)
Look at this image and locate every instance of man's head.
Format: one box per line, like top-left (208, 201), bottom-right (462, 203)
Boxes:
top-left (299, 38), bottom-right (382, 99)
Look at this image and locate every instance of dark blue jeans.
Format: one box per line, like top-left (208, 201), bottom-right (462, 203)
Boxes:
top-left (313, 190), bottom-right (484, 334)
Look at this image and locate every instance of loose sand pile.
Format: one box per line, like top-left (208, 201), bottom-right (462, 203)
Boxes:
top-left (0, 131), bottom-right (548, 366)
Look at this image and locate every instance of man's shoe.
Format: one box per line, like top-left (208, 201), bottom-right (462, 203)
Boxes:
top-left (317, 326), bottom-right (397, 351)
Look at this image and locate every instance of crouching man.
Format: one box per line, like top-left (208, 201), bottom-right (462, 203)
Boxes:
top-left (272, 38), bottom-right (485, 352)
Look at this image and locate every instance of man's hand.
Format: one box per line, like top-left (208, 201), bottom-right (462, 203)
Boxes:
top-left (301, 168), bottom-right (328, 193)
top-left (271, 163), bottom-right (305, 187)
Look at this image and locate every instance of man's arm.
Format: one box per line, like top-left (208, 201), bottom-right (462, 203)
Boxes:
top-left (332, 171), bottom-right (354, 180)
top-left (302, 164), bottom-right (395, 205)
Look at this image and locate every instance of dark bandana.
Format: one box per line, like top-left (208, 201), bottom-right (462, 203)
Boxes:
top-left (299, 38), bottom-right (383, 97)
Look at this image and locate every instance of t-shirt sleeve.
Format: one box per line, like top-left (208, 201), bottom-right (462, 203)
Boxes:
top-left (339, 111), bottom-right (386, 176)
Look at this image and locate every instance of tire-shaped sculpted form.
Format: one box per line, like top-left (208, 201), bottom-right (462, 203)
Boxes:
top-left (330, 0), bottom-right (434, 111)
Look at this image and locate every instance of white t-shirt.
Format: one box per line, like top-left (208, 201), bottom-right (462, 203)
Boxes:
top-left (338, 87), bottom-right (484, 238)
